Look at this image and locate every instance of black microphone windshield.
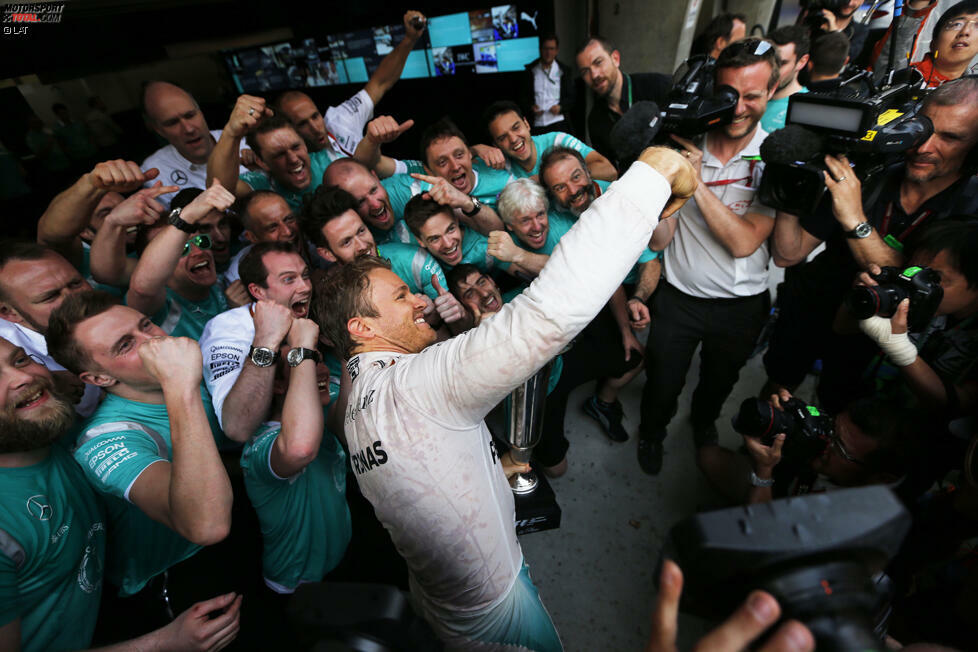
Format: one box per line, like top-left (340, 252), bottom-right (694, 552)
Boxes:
top-left (759, 124), bottom-right (825, 165)
top-left (610, 101), bottom-right (662, 164)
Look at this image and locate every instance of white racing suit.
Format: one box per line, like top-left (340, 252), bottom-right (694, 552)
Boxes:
top-left (343, 162), bottom-right (672, 649)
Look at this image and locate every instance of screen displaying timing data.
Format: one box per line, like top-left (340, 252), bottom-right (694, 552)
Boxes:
top-left (225, 4), bottom-right (542, 93)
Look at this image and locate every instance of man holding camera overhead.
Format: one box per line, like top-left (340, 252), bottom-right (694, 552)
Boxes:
top-left (763, 77), bottom-right (978, 406)
top-left (637, 39), bottom-right (781, 475)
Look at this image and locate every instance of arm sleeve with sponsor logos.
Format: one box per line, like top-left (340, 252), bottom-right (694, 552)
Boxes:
top-left (323, 89), bottom-right (375, 155)
top-left (199, 321), bottom-right (251, 431)
top-left (392, 162), bottom-right (672, 425)
top-left (553, 132), bottom-right (594, 159)
top-left (74, 429), bottom-right (167, 503)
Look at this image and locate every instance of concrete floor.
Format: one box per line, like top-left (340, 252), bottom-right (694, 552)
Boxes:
top-left (515, 272), bottom-right (819, 651)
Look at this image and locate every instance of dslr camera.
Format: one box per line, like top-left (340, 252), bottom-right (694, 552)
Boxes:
top-left (758, 68), bottom-right (931, 217)
top-left (732, 395), bottom-right (834, 466)
top-left (846, 265), bottom-right (944, 331)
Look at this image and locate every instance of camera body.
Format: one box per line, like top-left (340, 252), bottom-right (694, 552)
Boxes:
top-left (758, 69), bottom-right (931, 217)
top-left (658, 55), bottom-right (739, 140)
top-left (732, 396), bottom-right (834, 465)
top-left (846, 265), bottom-right (944, 331)
top-left (801, 0), bottom-right (853, 30)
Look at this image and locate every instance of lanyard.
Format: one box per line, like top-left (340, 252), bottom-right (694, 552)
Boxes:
top-left (624, 73), bottom-right (632, 108)
top-left (880, 201), bottom-right (932, 241)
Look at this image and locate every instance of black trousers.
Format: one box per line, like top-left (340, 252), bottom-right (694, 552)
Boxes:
top-left (640, 282), bottom-right (769, 440)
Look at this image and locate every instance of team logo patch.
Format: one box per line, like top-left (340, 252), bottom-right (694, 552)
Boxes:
top-left (170, 170), bottom-right (189, 185)
top-left (26, 495), bottom-right (52, 521)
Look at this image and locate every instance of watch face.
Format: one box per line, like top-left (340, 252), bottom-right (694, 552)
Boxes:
top-left (287, 348), bottom-right (302, 367)
top-left (855, 223), bottom-right (872, 238)
top-left (251, 347), bottom-right (275, 367)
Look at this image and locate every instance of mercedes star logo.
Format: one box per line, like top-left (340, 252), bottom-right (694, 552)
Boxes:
top-left (171, 170), bottom-right (189, 185)
top-left (26, 495), bottom-right (52, 521)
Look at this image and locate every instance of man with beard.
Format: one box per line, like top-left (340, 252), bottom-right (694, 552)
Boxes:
top-left (483, 100), bottom-right (616, 181)
top-left (0, 336), bottom-right (242, 652)
top-left (126, 181), bottom-right (235, 340)
top-left (313, 147), bottom-right (695, 649)
top-left (199, 242), bottom-right (314, 443)
top-left (638, 40), bottom-right (780, 475)
top-left (765, 77), bottom-right (978, 402)
top-left (140, 81), bottom-right (250, 208)
top-left (575, 36), bottom-right (671, 164)
top-left (45, 292), bottom-right (233, 619)
top-left (0, 243), bottom-right (101, 416)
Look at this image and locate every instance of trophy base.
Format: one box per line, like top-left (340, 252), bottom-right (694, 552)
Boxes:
top-left (510, 470), bottom-right (539, 495)
top-left (514, 472), bottom-right (561, 535)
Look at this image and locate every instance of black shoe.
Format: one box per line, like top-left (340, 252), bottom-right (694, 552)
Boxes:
top-left (583, 396), bottom-right (629, 442)
top-left (637, 434), bottom-right (664, 475)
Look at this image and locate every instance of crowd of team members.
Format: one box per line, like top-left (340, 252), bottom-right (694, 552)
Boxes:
top-left (4, 5), bottom-right (978, 651)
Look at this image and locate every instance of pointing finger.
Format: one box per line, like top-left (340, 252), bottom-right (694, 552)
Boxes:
top-left (411, 172), bottom-right (439, 184)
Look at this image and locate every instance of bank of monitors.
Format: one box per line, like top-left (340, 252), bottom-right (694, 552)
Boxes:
top-left (225, 5), bottom-right (543, 93)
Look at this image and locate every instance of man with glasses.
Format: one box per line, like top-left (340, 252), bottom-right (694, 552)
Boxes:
top-left (638, 39), bottom-right (781, 475)
top-left (126, 181), bottom-right (235, 340)
top-left (910, 1), bottom-right (978, 87)
top-left (696, 390), bottom-right (925, 505)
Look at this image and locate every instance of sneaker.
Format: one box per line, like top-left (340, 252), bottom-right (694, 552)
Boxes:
top-left (637, 434), bottom-right (664, 475)
top-left (583, 396), bottom-right (629, 442)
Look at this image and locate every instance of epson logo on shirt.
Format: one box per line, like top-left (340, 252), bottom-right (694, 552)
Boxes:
top-left (351, 440), bottom-right (388, 475)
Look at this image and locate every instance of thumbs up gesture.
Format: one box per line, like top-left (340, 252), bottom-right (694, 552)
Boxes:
top-left (431, 274), bottom-right (465, 325)
top-left (366, 115), bottom-right (415, 146)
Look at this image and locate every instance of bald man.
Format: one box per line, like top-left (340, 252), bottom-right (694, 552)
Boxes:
top-left (275, 10), bottom-right (427, 159)
top-left (140, 81), bottom-right (250, 207)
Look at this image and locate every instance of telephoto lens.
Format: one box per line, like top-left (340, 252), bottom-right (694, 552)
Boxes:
top-left (731, 398), bottom-right (798, 445)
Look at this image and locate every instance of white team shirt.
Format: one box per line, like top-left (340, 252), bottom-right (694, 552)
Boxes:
top-left (322, 89), bottom-right (375, 155)
top-left (664, 127), bottom-right (774, 299)
top-left (0, 320), bottom-right (101, 417)
top-left (199, 304), bottom-right (255, 430)
top-left (343, 163), bottom-right (671, 618)
top-left (532, 61), bottom-right (564, 128)
top-left (141, 129), bottom-right (250, 208)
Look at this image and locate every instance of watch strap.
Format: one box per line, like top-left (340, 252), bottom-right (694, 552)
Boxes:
top-left (167, 207), bottom-right (196, 234)
top-left (461, 196), bottom-right (481, 217)
top-left (288, 347), bottom-right (322, 366)
top-left (749, 470), bottom-right (775, 487)
top-left (846, 222), bottom-right (873, 239)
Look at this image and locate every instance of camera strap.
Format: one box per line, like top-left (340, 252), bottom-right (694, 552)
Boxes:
top-left (880, 201), bottom-right (932, 244)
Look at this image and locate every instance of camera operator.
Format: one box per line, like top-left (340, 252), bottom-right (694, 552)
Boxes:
top-left (698, 390), bottom-right (925, 505)
top-left (800, 0), bottom-right (870, 63)
top-left (638, 39), bottom-right (781, 475)
top-left (763, 77), bottom-right (978, 400)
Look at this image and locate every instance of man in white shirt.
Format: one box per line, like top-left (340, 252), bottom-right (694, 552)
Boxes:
top-left (521, 33), bottom-right (575, 135)
top-left (140, 81), bottom-right (249, 207)
top-left (638, 39), bottom-right (781, 475)
top-left (314, 147), bottom-right (696, 650)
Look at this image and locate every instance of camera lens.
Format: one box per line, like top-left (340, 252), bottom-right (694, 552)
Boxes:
top-left (846, 286), bottom-right (884, 320)
top-left (732, 398), bottom-right (796, 444)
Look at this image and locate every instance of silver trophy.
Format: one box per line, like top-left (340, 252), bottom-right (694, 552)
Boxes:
top-left (506, 359), bottom-right (555, 495)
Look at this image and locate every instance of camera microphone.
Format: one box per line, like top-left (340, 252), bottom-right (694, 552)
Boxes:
top-left (759, 125), bottom-right (826, 165)
top-left (609, 101), bottom-right (662, 166)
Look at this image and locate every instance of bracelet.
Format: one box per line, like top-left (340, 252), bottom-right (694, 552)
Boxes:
top-left (750, 470), bottom-right (775, 487)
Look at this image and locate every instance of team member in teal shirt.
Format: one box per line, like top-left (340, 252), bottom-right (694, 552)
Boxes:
top-left (323, 158), bottom-right (420, 246)
top-left (404, 195), bottom-right (496, 273)
top-left (126, 181), bottom-right (235, 340)
top-left (46, 293), bottom-right (233, 603)
top-left (240, 317), bottom-right (351, 594)
top-left (484, 100), bottom-right (618, 181)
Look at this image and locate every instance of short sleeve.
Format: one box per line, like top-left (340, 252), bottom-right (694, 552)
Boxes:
top-left (199, 329), bottom-right (250, 431)
top-left (323, 89), bottom-right (375, 154)
top-left (74, 428), bottom-right (168, 502)
top-left (420, 253), bottom-right (448, 300)
top-left (242, 424), bottom-right (288, 483)
top-left (636, 247), bottom-right (660, 264)
top-left (554, 132), bottom-right (594, 159)
top-left (239, 171), bottom-right (269, 191)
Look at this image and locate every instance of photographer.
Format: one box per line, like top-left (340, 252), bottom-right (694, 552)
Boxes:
top-left (799, 0), bottom-right (870, 62)
top-left (827, 220), bottom-right (978, 417)
top-left (697, 390), bottom-right (925, 505)
top-left (763, 77), bottom-right (978, 400)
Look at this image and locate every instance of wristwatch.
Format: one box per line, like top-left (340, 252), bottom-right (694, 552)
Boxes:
top-left (167, 207), bottom-right (196, 234)
top-left (287, 347), bottom-right (321, 367)
top-left (249, 346), bottom-right (278, 368)
top-left (846, 222), bottom-right (873, 239)
top-left (749, 470), bottom-right (775, 487)
top-left (462, 196), bottom-right (481, 217)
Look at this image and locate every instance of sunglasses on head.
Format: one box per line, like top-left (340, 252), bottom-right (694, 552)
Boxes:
top-left (181, 233), bottom-right (212, 257)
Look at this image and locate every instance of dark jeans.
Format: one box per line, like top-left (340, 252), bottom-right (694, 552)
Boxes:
top-left (532, 306), bottom-right (642, 466)
top-left (640, 282), bottom-right (769, 442)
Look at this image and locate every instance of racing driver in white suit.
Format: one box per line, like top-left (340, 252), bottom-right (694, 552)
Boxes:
top-left (315, 147), bottom-right (696, 651)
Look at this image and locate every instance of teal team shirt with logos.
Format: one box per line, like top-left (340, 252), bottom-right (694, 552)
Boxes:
top-left (377, 242), bottom-right (446, 300)
top-left (74, 385), bottom-right (224, 596)
top-left (0, 445), bottom-right (106, 652)
top-left (240, 416), bottom-right (351, 592)
top-left (149, 284), bottom-right (228, 341)
top-left (508, 132), bottom-right (594, 179)
top-left (240, 148), bottom-right (343, 209)
top-left (382, 159), bottom-right (515, 218)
